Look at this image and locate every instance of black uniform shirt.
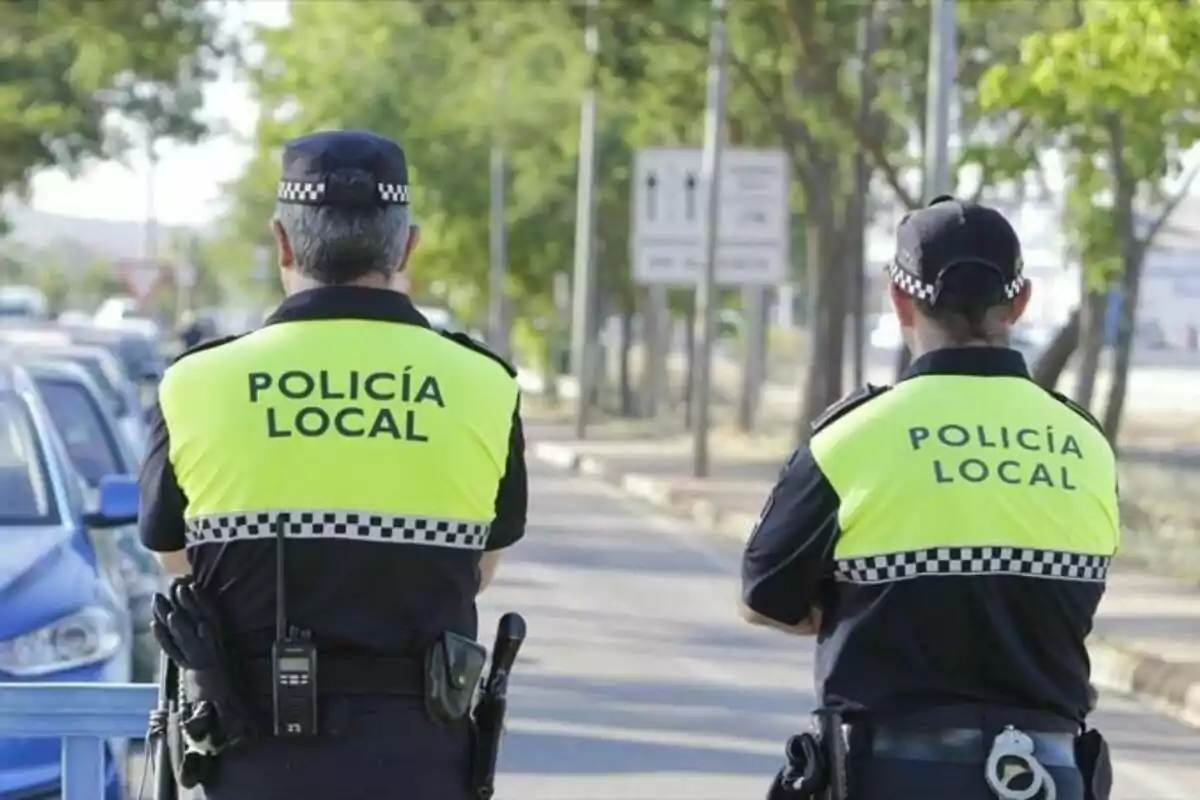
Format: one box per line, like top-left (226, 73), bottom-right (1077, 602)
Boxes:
top-left (138, 288), bottom-right (527, 658)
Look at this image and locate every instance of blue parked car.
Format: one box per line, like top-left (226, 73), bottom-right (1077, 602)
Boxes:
top-left (0, 360), bottom-right (136, 799)
top-left (23, 357), bottom-right (164, 684)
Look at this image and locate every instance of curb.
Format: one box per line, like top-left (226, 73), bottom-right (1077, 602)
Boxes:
top-left (531, 439), bottom-right (1200, 729)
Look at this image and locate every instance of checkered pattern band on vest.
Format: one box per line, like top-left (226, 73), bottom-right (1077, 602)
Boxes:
top-left (184, 510), bottom-right (489, 550)
top-left (885, 261), bottom-right (1026, 302)
top-left (275, 180), bottom-right (410, 205)
top-left (835, 546), bottom-right (1110, 585)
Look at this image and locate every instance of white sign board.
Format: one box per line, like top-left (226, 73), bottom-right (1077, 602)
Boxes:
top-left (631, 147), bottom-right (790, 285)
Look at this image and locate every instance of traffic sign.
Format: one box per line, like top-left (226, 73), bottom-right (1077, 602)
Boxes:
top-left (118, 259), bottom-right (165, 300)
top-left (631, 147), bottom-right (790, 285)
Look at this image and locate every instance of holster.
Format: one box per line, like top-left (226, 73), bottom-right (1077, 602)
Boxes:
top-left (767, 710), bottom-right (848, 800)
top-left (1075, 728), bottom-right (1113, 800)
top-left (168, 687), bottom-right (223, 789)
top-left (424, 631), bottom-right (488, 726)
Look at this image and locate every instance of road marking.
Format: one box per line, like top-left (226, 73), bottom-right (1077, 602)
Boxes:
top-left (507, 717), bottom-right (782, 756)
top-left (1111, 758), bottom-right (1196, 800)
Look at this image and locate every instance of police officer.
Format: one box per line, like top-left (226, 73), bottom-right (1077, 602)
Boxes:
top-left (138, 130), bottom-right (527, 800)
top-left (741, 196), bottom-right (1117, 800)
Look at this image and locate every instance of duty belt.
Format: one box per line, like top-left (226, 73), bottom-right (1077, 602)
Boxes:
top-left (188, 654), bottom-right (425, 699)
top-left (859, 723), bottom-right (1074, 800)
top-left (867, 724), bottom-right (1076, 767)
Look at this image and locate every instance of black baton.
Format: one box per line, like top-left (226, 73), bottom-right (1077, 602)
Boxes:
top-left (816, 710), bottom-right (847, 800)
top-left (152, 656), bottom-right (179, 800)
top-left (473, 612), bottom-right (527, 800)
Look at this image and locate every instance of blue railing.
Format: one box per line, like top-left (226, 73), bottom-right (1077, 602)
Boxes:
top-left (0, 683), bottom-right (157, 800)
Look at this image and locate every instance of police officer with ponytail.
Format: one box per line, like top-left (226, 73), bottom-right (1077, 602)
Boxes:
top-left (139, 130), bottom-right (527, 800)
top-left (741, 196), bottom-right (1117, 800)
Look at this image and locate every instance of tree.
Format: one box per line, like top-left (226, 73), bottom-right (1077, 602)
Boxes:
top-left (0, 0), bottom-right (231, 200)
top-left (218, 0), bottom-right (707, 385)
top-left (978, 0), bottom-right (1200, 443)
top-left (602, 0), bottom-right (1066, 439)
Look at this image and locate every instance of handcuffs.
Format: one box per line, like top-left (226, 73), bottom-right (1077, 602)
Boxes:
top-left (986, 725), bottom-right (1058, 800)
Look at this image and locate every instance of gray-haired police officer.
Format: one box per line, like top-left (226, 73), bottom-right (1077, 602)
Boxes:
top-left (140, 130), bottom-right (528, 800)
top-left (744, 196), bottom-right (1117, 800)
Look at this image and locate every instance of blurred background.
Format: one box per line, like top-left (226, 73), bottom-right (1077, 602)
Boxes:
top-left (2, 0), bottom-right (1199, 582)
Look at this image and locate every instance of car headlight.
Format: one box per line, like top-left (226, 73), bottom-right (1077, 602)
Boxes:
top-left (0, 606), bottom-right (124, 677)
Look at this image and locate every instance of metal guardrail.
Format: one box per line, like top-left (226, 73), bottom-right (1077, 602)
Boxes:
top-left (0, 682), bottom-right (157, 800)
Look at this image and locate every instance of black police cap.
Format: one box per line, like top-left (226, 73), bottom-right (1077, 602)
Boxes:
top-left (886, 194), bottom-right (1025, 307)
top-left (276, 130), bottom-right (410, 208)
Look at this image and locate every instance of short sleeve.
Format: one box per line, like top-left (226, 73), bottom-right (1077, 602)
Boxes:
top-left (740, 445), bottom-right (842, 625)
top-left (486, 399), bottom-right (527, 551)
top-left (137, 401), bottom-right (189, 553)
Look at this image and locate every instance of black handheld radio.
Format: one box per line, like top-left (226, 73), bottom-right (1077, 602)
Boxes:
top-left (271, 514), bottom-right (319, 737)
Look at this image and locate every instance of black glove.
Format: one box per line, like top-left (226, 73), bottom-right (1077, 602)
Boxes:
top-left (151, 577), bottom-right (255, 744)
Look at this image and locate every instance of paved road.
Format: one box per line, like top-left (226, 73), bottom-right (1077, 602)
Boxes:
top-left (481, 459), bottom-right (1200, 800)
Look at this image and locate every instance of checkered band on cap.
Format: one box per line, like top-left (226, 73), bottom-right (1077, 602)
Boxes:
top-left (835, 546), bottom-right (1111, 585)
top-left (277, 180), bottom-right (326, 203)
top-left (275, 181), bottom-right (410, 205)
top-left (184, 510), bottom-right (489, 550)
top-left (885, 261), bottom-right (1026, 302)
top-left (378, 183), bottom-right (409, 204)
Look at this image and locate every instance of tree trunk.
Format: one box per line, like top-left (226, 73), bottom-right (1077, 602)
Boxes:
top-left (1073, 289), bottom-right (1106, 408)
top-left (1029, 308), bottom-right (1079, 390)
top-left (797, 161), bottom-right (847, 441)
top-left (1101, 119), bottom-right (1141, 444)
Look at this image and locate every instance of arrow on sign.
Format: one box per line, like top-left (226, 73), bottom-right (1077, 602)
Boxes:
top-left (645, 172), bottom-right (659, 221)
top-left (683, 172), bottom-right (698, 221)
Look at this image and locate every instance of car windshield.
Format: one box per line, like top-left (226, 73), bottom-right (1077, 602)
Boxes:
top-left (34, 378), bottom-right (126, 487)
top-left (0, 394), bottom-right (56, 525)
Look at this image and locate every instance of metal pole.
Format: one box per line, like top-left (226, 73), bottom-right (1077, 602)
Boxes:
top-left (924, 0), bottom-right (955, 200)
top-left (145, 132), bottom-right (159, 261)
top-left (646, 284), bottom-right (669, 419)
top-left (692, 0), bottom-right (729, 478)
top-left (570, 0), bottom-right (600, 439)
top-left (852, 0), bottom-right (883, 388)
top-left (488, 27), bottom-right (510, 360)
top-left (897, 0), bottom-right (956, 378)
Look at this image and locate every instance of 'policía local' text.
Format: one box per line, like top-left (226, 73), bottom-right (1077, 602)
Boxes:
top-left (248, 368), bottom-right (445, 441)
top-left (909, 424), bottom-right (1084, 490)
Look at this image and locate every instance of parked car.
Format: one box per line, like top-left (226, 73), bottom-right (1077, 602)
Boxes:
top-left (0, 339), bottom-right (147, 458)
top-left (93, 297), bottom-right (163, 342)
top-left (0, 359), bottom-right (135, 800)
top-left (63, 324), bottom-right (165, 386)
top-left (0, 286), bottom-right (50, 321)
top-left (24, 359), bottom-right (162, 682)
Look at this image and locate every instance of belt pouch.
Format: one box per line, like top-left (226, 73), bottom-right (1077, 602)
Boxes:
top-left (424, 631), bottom-right (487, 725)
top-left (1075, 729), bottom-right (1112, 800)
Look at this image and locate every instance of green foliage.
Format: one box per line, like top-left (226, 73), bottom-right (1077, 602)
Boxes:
top-left (978, 0), bottom-right (1200, 288)
top-left (0, 0), bottom-right (232, 197)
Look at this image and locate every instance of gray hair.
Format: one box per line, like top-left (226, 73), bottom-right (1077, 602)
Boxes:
top-left (273, 201), bottom-right (412, 284)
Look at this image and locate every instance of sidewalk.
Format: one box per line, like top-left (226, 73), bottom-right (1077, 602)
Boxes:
top-left (525, 415), bottom-right (1200, 729)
